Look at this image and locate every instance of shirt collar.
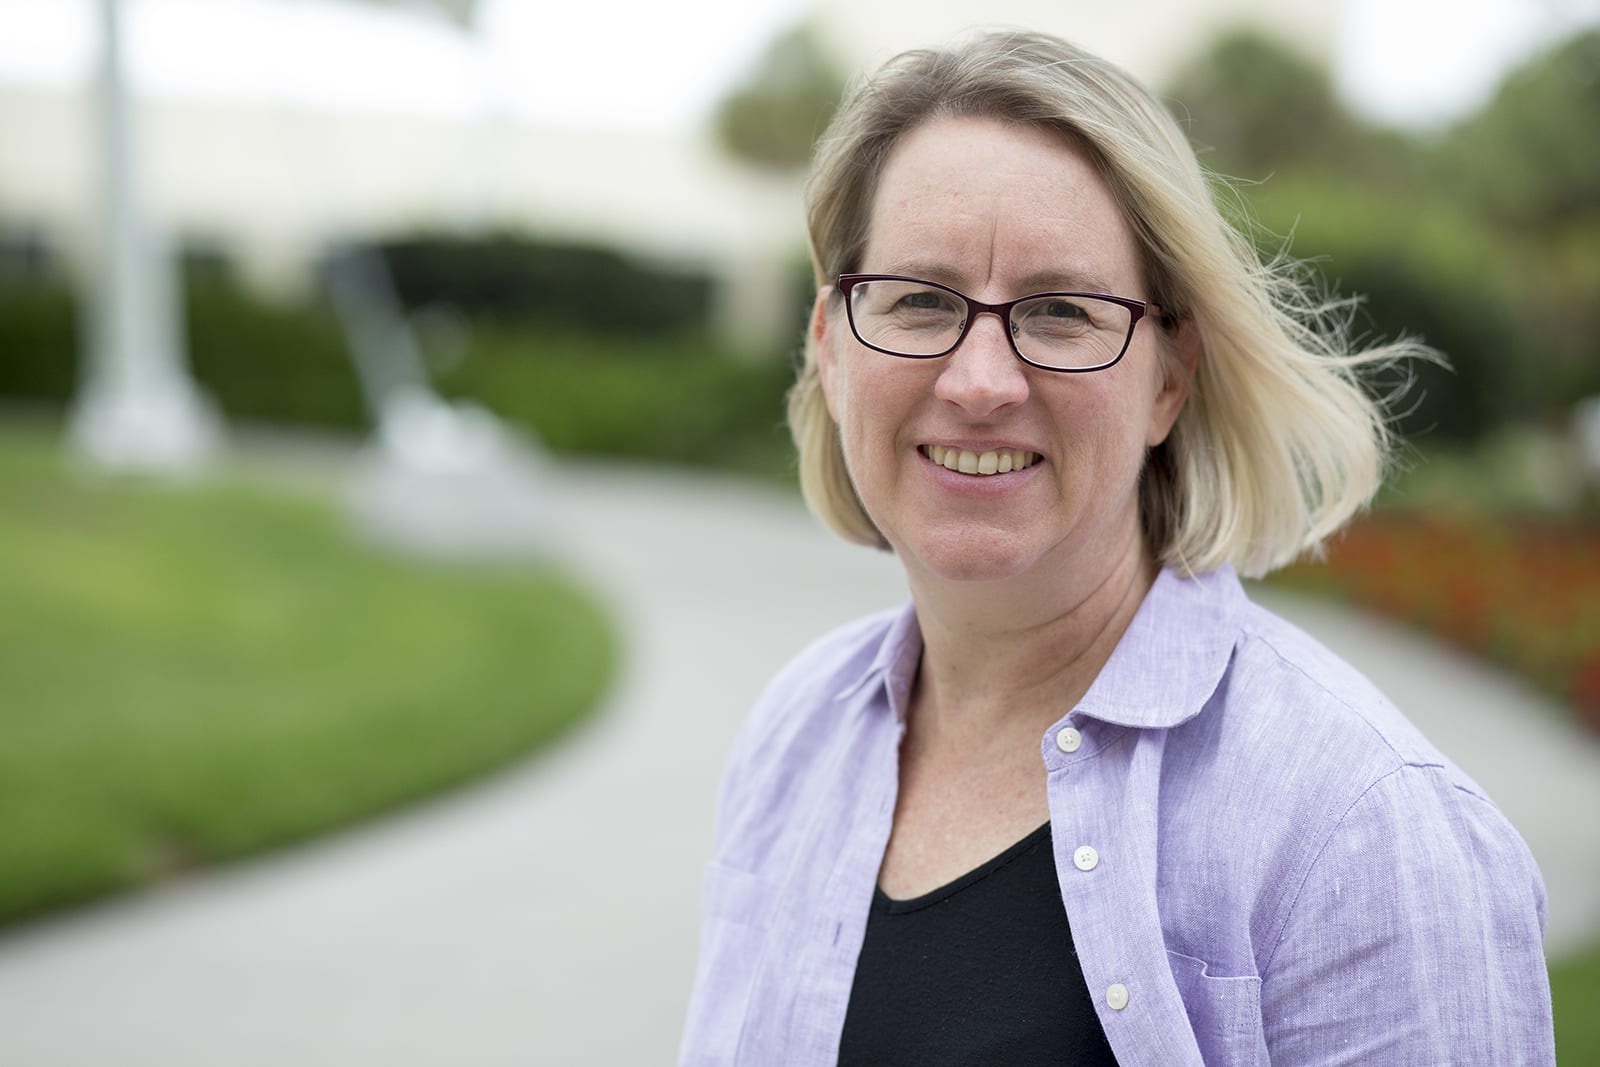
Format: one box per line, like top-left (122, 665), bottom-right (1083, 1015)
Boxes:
top-left (836, 600), bottom-right (922, 720)
top-left (838, 566), bottom-right (1243, 731)
top-left (1073, 565), bottom-right (1243, 730)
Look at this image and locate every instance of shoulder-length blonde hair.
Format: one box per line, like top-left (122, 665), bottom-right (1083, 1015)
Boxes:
top-left (789, 29), bottom-right (1427, 578)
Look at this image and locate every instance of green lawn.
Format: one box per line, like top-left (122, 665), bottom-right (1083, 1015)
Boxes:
top-left (0, 422), bottom-right (616, 927)
top-left (1553, 940), bottom-right (1600, 1062)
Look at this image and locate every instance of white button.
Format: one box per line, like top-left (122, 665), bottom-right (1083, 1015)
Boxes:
top-left (1055, 727), bottom-right (1082, 753)
top-left (1073, 845), bottom-right (1099, 871)
top-left (1106, 983), bottom-right (1129, 1010)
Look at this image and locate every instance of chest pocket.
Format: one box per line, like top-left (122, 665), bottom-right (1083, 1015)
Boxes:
top-left (681, 862), bottom-right (780, 1066)
top-left (1166, 950), bottom-right (1268, 1066)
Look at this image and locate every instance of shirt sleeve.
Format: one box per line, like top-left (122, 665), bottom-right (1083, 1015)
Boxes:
top-left (1259, 763), bottom-right (1554, 1065)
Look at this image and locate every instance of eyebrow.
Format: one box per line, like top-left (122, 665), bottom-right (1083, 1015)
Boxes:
top-left (874, 260), bottom-right (1123, 298)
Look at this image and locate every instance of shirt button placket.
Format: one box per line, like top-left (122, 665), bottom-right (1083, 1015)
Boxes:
top-left (1057, 725), bottom-right (1121, 1022)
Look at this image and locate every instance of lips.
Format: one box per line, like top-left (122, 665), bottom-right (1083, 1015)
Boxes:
top-left (920, 444), bottom-right (1040, 476)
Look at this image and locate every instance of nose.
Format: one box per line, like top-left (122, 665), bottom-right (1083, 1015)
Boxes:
top-left (932, 310), bottom-right (1030, 415)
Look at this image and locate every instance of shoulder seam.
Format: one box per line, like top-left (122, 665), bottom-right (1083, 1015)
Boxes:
top-left (1260, 761), bottom-right (1448, 978)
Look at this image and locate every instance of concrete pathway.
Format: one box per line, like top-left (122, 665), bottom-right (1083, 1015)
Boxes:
top-left (0, 459), bottom-right (1596, 1066)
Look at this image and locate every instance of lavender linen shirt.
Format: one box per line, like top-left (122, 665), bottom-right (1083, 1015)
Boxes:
top-left (679, 566), bottom-right (1555, 1066)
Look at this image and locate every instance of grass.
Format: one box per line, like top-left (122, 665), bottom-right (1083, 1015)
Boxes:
top-left (1553, 941), bottom-right (1600, 1061)
top-left (0, 422), bottom-right (617, 927)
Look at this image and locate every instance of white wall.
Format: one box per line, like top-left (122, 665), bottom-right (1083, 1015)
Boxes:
top-left (0, 84), bottom-right (803, 285)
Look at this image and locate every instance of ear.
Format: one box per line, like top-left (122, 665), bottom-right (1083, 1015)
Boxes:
top-left (812, 286), bottom-right (843, 423)
top-left (1146, 316), bottom-right (1200, 448)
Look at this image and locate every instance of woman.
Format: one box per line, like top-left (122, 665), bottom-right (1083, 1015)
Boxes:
top-left (680, 30), bottom-right (1553, 1066)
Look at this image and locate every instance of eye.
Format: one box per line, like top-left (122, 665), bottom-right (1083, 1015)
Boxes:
top-left (1014, 296), bottom-right (1099, 333)
top-left (1037, 298), bottom-right (1089, 320)
top-left (895, 288), bottom-right (958, 312)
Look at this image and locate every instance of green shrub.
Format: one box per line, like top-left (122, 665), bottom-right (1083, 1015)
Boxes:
top-left (0, 280), bottom-right (77, 402)
top-left (377, 232), bottom-right (713, 335)
top-left (438, 322), bottom-right (797, 478)
top-left (0, 274), bottom-right (797, 477)
top-left (184, 278), bottom-right (366, 430)
top-left (0, 277), bottom-right (365, 430)
top-left (1244, 179), bottom-right (1529, 442)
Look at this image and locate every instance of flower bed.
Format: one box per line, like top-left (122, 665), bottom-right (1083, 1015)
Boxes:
top-left (1272, 512), bottom-right (1600, 733)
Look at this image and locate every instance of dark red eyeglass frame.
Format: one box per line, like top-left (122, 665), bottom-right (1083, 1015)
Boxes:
top-left (835, 273), bottom-right (1166, 373)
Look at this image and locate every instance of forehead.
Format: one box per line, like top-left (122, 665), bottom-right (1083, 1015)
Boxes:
top-left (862, 115), bottom-right (1143, 295)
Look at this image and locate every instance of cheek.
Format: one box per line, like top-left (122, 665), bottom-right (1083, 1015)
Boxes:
top-left (823, 354), bottom-right (868, 440)
top-left (1053, 364), bottom-right (1163, 470)
top-left (831, 352), bottom-right (899, 429)
top-left (1106, 351), bottom-right (1173, 441)
top-left (819, 336), bottom-right (898, 437)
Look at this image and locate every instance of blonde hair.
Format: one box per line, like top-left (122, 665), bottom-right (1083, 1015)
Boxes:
top-left (789, 29), bottom-right (1428, 578)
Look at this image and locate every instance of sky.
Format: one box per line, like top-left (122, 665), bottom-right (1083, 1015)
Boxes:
top-left (0, 0), bottom-right (1596, 132)
top-left (1335, 0), bottom-right (1600, 127)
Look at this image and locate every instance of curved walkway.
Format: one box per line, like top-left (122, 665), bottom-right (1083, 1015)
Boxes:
top-left (0, 459), bottom-right (1596, 1066)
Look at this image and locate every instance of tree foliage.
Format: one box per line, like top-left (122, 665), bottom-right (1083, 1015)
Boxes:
top-left (1434, 30), bottom-right (1600, 231)
top-left (1162, 25), bottom-right (1600, 442)
top-left (713, 22), bottom-right (846, 171)
top-left (1163, 29), bottom-right (1367, 179)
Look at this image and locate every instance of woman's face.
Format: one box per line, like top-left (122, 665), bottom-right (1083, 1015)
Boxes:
top-left (815, 115), bottom-right (1190, 587)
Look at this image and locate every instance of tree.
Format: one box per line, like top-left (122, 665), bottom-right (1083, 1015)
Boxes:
top-left (1163, 29), bottom-right (1369, 180)
top-left (1435, 30), bottom-right (1600, 231)
top-left (713, 21), bottom-right (847, 171)
top-left (1429, 30), bottom-right (1600, 414)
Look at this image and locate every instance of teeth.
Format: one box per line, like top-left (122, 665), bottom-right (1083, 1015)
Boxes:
top-left (922, 445), bottom-right (1038, 477)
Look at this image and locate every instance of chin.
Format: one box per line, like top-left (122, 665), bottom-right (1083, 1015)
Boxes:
top-left (892, 524), bottom-right (1049, 585)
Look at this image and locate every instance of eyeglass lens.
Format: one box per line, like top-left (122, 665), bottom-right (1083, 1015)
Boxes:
top-left (846, 278), bottom-right (1133, 370)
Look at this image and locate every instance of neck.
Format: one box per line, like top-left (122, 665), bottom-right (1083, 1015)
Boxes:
top-left (904, 532), bottom-right (1157, 751)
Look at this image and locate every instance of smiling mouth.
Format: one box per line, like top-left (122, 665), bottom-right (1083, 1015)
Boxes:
top-left (921, 444), bottom-right (1040, 476)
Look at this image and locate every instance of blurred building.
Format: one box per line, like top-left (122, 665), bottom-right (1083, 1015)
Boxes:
top-left (0, 0), bottom-right (1329, 350)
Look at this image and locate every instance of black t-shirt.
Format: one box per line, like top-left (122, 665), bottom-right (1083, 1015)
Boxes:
top-left (837, 822), bottom-right (1119, 1065)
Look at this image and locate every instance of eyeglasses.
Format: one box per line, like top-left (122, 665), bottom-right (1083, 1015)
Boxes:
top-left (835, 273), bottom-right (1165, 373)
